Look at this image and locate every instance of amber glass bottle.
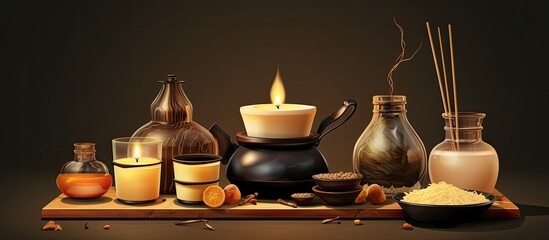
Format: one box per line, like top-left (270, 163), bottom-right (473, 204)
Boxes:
top-left (132, 74), bottom-right (218, 194)
top-left (56, 143), bottom-right (112, 198)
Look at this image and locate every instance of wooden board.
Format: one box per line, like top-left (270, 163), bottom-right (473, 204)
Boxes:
top-left (41, 187), bottom-right (520, 219)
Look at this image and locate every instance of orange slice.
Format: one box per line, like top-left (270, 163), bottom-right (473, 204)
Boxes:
top-left (203, 185), bottom-right (225, 208)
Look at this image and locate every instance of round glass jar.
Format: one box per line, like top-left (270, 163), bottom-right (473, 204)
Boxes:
top-left (429, 112), bottom-right (499, 193)
top-left (56, 143), bottom-right (112, 198)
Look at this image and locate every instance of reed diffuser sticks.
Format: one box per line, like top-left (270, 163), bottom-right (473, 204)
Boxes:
top-left (426, 22), bottom-right (459, 149)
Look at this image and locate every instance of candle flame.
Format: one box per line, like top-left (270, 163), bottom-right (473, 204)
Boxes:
top-left (133, 145), bottom-right (141, 159)
top-left (270, 67), bottom-right (285, 108)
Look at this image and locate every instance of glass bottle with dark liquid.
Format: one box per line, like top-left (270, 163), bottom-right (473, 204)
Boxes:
top-left (352, 95), bottom-right (427, 194)
top-left (56, 143), bottom-right (112, 198)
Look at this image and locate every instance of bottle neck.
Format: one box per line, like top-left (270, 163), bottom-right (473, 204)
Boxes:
top-left (442, 112), bottom-right (486, 143)
top-left (73, 143), bottom-right (96, 162)
top-left (372, 95), bottom-right (407, 113)
top-left (151, 82), bottom-right (193, 123)
top-left (444, 128), bottom-right (482, 143)
top-left (74, 152), bottom-right (96, 162)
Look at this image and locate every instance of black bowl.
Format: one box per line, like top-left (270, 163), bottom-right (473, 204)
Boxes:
top-left (291, 193), bottom-right (316, 206)
top-left (393, 191), bottom-right (496, 227)
top-left (312, 173), bottom-right (362, 192)
top-left (312, 185), bottom-right (362, 206)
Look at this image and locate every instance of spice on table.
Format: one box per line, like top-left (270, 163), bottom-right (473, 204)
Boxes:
top-left (204, 222), bottom-right (215, 231)
top-left (402, 222), bottom-right (413, 230)
top-left (321, 216), bottom-right (340, 224)
top-left (354, 219), bottom-right (363, 225)
top-left (103, 224), bottom-right (111, 230)
top-left (175, 219), bottom-right (214, 231)
top-left (277, 198), bottom-right (297, 208)
top-left (175, 219), bottom-right (209, 225)
top-left (84, 222), bottom-right (89, 229)
top-left (42, 220), bottom-right (61, 231)
top-left (238, 192), bottom-right (259, 206)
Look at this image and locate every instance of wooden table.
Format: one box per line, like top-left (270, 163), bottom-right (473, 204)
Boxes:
top-left (42, 187), bottom-right (520, 219)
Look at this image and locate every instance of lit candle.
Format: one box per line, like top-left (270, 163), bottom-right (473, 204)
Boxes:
top-left (240, 68), bottom-right (316, 138)
top-left (112, 137), bottom-right (162, 204)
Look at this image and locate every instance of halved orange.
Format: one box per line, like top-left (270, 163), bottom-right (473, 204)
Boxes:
top-left (203, 185), bottom-right (225, 208)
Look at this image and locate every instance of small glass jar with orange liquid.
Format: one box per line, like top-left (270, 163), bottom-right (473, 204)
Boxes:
top-left (56, 143), bottom-right (112, 198)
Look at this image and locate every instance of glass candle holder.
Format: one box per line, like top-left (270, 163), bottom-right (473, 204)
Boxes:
top-left (112, 137), bottom-right (162, 204)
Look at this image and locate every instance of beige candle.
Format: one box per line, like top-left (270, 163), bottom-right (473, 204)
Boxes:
top-left (113, 157), bottom-right (161, 203)
top-left (112, 137), bottom-right (162, 204)
top-left (240, 104), bottom-right (316, 138)
top-left (173, 154), bottom-right (221, 183)
top-left (174, 180), bottom-right (219, 204)
top-left (240, 67), bottom-right (316, 138)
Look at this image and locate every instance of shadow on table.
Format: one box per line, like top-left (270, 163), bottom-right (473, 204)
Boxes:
top-left (515, 203), bottom-right (549, 217)
top-left (415, 203), bottom-right (549, 232)
top-left (61, 196), bottom-right (113, 205)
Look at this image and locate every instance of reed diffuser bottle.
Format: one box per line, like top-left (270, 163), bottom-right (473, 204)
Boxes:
top-left (352, 95), bottom-right (427, 194)
top-left (132, 74), bottom-right (218, 194)
top-left (425, 23), bottom-right (499, 193)
top-left (429, 112), bottom-right (499, 193)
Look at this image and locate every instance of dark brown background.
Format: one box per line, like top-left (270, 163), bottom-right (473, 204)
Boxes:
top-left (1, 0), bottom-right (547, 239)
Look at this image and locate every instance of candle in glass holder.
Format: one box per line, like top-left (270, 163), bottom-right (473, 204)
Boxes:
top-left (112, 137), bottom-right (162, 204)
top-left (240, 68), bottom-right (316, 138)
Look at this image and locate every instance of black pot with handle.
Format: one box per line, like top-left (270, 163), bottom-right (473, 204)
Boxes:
top-left (209, 100), bottom-right (357, 199)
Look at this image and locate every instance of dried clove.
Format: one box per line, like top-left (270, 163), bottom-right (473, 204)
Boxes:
top-left (277, 198), bottom-right (297, 208)
top-left (238, 192), bottom-right (259, 206)
top-left (321, 216), bottom-right (340, 224)
top-left (84, 222), bottom-right (89, 229)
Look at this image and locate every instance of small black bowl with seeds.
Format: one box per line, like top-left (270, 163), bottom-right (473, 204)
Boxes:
top-left (312, 171), bottom-right (362, 192)
top-left (291, 192), bottom-right (316, 206)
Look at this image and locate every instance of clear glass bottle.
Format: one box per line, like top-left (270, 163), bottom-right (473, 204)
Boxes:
top-left (429, 112), bottom-right (499, 193)
top-left (132, 74), bottom-right (218, 194)
top-left (352, 95), bottom-right (427, 194)
top-left (56, 143), bottom-right (112, 198)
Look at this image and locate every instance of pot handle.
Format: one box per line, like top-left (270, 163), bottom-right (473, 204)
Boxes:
top-left (209, 123), bottom-right (238, 165)
top-left (315, 100), bottom-right (357, 145)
